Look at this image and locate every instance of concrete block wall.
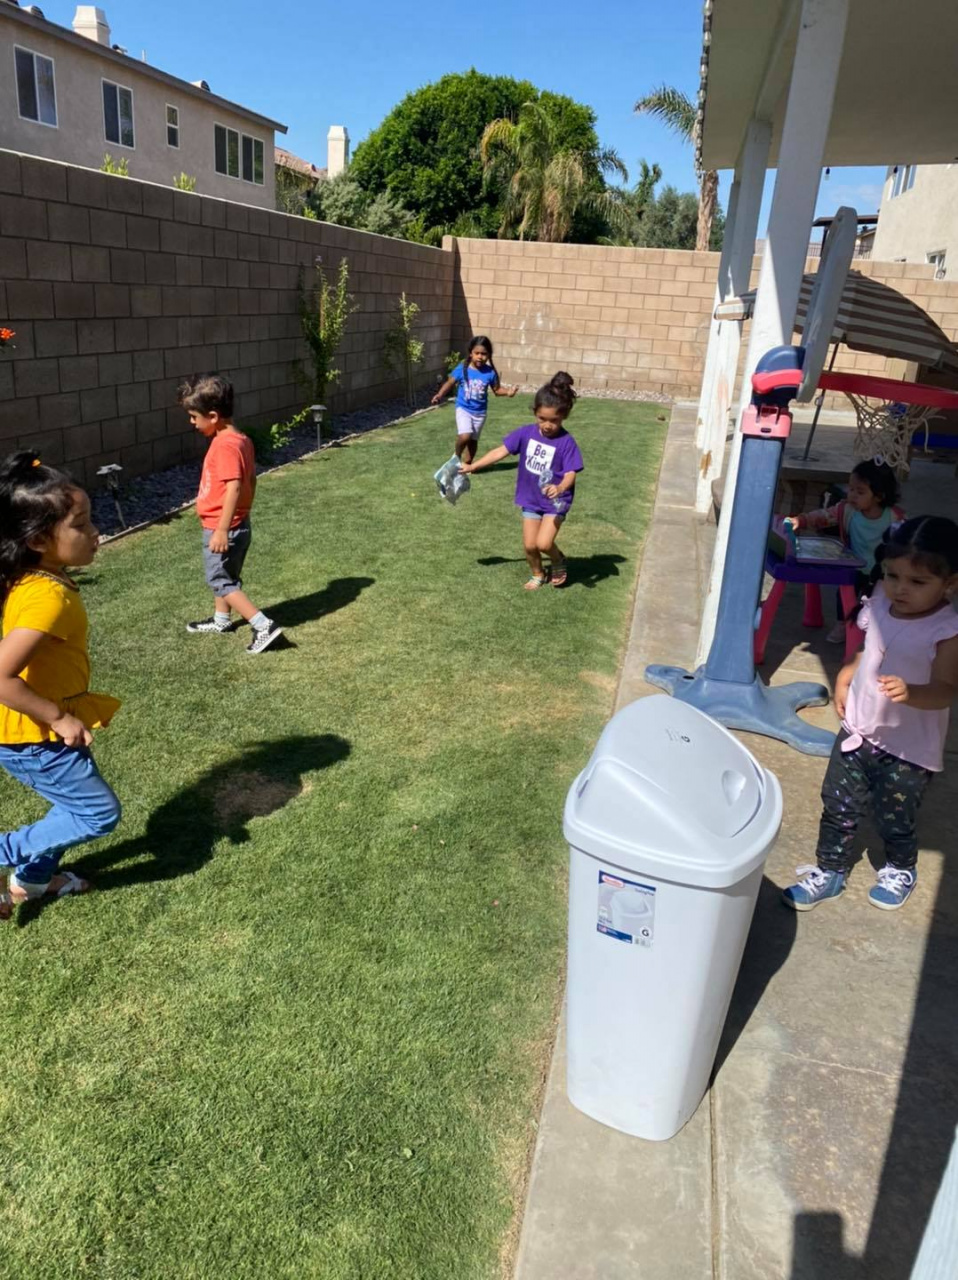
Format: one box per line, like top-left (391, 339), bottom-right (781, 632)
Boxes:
top-left (450, 237), bottom-right (958, 407)
top-left (0, 152), bottom-right (454, 485)
top-left (446, 237), bottom-right (719, 399)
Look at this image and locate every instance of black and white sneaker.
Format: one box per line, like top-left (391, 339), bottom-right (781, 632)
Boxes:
top-left (245, 620), bottom-right (283, 654)
top-left (186, 616), bottom-right (233, 634)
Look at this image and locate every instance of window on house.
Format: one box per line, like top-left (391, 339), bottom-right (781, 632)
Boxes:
top-left (927, 250), bottom-right (947, 280)
top-left (14, 46), bottom-right (57, 127)
top-left (166, 104), bottom-right (179, 148)
top-left (215, 124), bottom-right (240, 178)
top-left (103, 80), bottom-right (134, 148)
top-left (890, 164), bottom-right (917, 198)
top-left (216, 125), bottom-right (264, 184)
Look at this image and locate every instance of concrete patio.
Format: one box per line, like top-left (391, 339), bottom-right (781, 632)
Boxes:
top-left (515, 402), bottom-right (958, 1280)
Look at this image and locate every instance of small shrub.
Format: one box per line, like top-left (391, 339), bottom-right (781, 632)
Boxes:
top-left (173, 172), bottom-right (197, 192)
top-left (246, 410), bottom-right (310, 464)
top-left (101, 153), bottom-right (129, 177)
top-left (297, 257), bottom-right (358, 405)
top-left (443, 351), bottom-right (462, 375)
top-left (383, 293), bottom-right (425, 408)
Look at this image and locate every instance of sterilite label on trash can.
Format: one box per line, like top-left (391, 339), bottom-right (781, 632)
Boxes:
top-left (597, 870), bottom-right (656, 947)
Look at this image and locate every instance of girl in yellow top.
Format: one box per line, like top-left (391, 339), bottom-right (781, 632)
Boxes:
top-left (0, 451), bottom-right (121, 915)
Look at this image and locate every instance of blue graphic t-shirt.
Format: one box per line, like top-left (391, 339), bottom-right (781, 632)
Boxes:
top-left (454, 363), bottom-right (498, 413)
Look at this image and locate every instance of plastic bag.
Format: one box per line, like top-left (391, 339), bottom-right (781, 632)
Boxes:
top-left (434, 455), bottom-right (471, 505)
top-left (538, 469), bottom-right (571, 516)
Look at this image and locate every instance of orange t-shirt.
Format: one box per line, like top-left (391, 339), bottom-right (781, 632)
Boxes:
top-left (196, 429), bottom-right (256, 530)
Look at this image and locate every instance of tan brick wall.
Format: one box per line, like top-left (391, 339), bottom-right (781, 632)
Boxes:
top-left (448, 237), bottom-right (720, 398)
top-left (450, 238), bottom-right (958, 407)
top-left (0, 152), bottom-right (454, 485)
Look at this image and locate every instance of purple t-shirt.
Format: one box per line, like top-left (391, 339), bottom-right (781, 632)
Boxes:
top-left (502, 423), bottom-right (584, 515)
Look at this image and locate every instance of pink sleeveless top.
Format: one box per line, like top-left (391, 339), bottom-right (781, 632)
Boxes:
top-left (843, 592), bottom-right (958, 772)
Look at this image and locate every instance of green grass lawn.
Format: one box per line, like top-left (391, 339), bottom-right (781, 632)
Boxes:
top-left (0, 397), bottom-right (666, 1279)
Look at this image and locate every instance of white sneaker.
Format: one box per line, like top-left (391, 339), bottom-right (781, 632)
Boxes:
top-left (826, 621), bottom-right (847, 645)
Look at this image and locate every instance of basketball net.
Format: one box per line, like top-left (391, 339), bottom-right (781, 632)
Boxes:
top-left (840, 391), bottom-right (941, 477)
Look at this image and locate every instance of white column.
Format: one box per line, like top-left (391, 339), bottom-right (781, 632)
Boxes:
top-left (695, 0), bottom-right (850, 668)
top-left (694, 118), bottom-right (772, 514)
top-left (695, 176), bottom-right (741, 449)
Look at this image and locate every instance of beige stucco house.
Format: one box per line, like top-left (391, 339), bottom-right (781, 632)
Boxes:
top-left (871, 163), bottom-right (957, 278)
top-left (1, 3), bottom-right (286, 208)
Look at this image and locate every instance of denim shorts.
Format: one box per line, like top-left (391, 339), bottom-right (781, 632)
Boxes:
top-left (521, 507), bottom-right (566, 524)
top-left (202, 523), bottom-right (251, 595)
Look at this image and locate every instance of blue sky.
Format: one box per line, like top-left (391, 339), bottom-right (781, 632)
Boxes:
top-left (44, 0), bottom-right (885, 235)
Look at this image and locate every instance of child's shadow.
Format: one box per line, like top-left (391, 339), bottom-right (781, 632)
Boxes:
top-left (269, 576), bottom-right (375, 628)
top-left (15, 733), bottom-right (350, 927)
top-left (477, 553), bottom-right (627, 588)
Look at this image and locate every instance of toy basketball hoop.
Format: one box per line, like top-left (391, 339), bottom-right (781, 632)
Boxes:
top-left (818, 370), bottom-right (958, 476)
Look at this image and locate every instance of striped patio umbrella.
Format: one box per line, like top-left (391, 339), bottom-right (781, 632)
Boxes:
top-left (715, 270), bottom-right (958, 377)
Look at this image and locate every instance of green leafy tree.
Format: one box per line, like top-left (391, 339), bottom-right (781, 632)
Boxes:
top-left (480, 101), bottom-right (627, 242)
top-left (297, 258), bottom-right (358, 405)
top-left (634, 85), bottom-right (720, 251)
top-left (276, 165), bottom-right (317, 216)
top-left (311, 172), bottom-right (413, 240)
top-left (349, 71), bottom-right (609, 242)
top-left (636, 183), bottom-right (725, 251)
top-left (599, 159), bottom-right (662, 245)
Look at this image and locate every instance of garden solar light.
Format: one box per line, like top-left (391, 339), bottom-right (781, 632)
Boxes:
top-left (96, 463), bottom-right (126, 529)
top-left (309, 404), bottom-right (326, 451)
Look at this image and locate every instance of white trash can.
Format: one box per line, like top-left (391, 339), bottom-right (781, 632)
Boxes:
top-left (564, 695), bottom-right (783, 1142)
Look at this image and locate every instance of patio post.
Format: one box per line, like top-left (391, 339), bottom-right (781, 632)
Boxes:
top-left (694, 118), bottom-right (772, 514)
top-left (695, 0), bottom-right (850, 668)
top-left (695, 174), bottom-right (741, 450)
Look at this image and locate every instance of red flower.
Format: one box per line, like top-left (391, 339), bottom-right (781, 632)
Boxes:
top-left (0, 327), bottom-right (16, 344)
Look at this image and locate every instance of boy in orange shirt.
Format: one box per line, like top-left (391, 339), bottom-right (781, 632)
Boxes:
top-left (178, 373), bottom-right (282, 654)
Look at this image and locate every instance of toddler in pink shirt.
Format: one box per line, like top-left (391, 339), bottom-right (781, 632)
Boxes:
top-left (783, 516), bottom-right (958, 913)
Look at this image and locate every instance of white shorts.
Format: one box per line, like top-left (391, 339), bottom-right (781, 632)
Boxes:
top-left (455, 408), bottom-right (486, 438)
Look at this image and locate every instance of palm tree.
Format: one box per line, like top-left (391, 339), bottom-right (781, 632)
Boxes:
top-left (480, 101), bottom-right (628, 243)
top-left (598, 160), bottom-right (663, 247)
top-left (634, 85), bottom-right (719, 251)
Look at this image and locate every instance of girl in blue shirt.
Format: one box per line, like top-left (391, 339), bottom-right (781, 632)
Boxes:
top-left (431, 335), bottom-right (518, 463)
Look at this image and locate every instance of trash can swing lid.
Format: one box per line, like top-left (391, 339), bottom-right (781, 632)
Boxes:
top-left (562, 698), bottom-right (783, 888)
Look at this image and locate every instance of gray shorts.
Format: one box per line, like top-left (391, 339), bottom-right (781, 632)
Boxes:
top-left (203, 523), bottom-right (251, 596)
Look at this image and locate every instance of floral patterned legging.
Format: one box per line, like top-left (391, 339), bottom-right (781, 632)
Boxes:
top-left (816, 732), bottom-right (932, 873)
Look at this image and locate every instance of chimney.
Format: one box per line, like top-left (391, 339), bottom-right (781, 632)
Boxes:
top-left (72, 6), bottom-right (112, 46)
top-left (327, 125), bottom-right (350, 179)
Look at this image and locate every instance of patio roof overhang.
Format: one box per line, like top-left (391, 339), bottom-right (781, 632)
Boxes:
top-left (698, 0), bottom-right (958, 169)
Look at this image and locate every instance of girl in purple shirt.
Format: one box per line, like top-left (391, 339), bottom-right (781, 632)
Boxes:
top-left (460, 372), bottom-right (584, 589)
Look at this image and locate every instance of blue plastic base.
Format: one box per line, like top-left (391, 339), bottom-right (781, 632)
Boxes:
top-left (643, 665), bottom-right (836, 757)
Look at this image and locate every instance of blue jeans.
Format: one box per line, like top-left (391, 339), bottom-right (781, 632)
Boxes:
top-left (0, 742), bottom-right (121, 886)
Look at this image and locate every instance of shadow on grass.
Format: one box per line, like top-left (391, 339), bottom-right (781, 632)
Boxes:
top-left (477, 553), bottom-right (627, 588)
top-left (269, 576), bottom-right (375, 628)
top-left (16, 734), bottom-right (350, 926)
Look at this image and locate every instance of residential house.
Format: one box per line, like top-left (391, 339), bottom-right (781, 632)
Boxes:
top-left (1, 3), bottom-right (286, 208)
top-left (872, 163), bottom-right (957, 278)
top-left (274, 126), bottom-right (349, 214)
